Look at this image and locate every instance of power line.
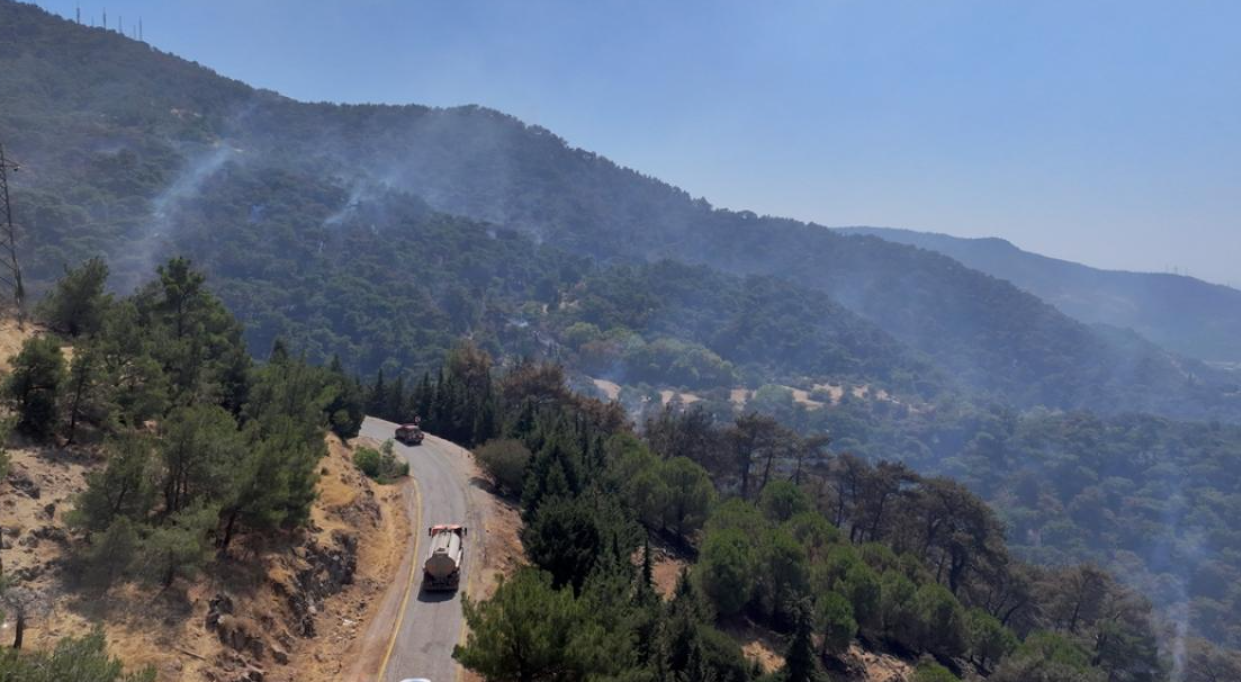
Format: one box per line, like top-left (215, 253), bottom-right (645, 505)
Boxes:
top-left (0, 142), bottom-right (27, 319)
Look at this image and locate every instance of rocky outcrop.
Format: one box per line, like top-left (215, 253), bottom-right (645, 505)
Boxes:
top-left (206, 528), bottom-right (360, 674)
top-left (281, 530), bottom-right (359, 637)
top-left (6, 467), bottom-right (40, 499)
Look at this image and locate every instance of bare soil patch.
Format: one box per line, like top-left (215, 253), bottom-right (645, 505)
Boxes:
top-left (592, 378), bottom-right (622, 401)
top-left (2, 431), bottom-right (410, 682)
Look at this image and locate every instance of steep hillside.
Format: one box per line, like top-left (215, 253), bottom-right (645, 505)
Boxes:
top-left (1, 0), bottom-right (1238, 422)
top-left (3, 432), bottom-right (410, 681)
top-left (838, 226), bottom-right (1241, 364)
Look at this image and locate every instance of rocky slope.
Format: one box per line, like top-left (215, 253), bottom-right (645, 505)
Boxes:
top-left (1, 429), bottom-right (409, 682)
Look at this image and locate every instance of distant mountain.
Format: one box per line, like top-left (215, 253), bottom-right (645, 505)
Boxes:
top-left (837, 226), bottom-right (1241, 364)
top-left (1, 0), bottom-right (1239, 422)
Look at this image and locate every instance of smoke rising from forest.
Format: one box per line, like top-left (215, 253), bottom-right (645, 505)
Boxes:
top-left (118, 143), bottom-right (236, 291)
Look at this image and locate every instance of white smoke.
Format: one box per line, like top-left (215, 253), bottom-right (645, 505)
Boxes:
top-left (1158, 483), bottom-right (1203, 682)
top-left (322, 183), bottom-right (367, 227)
top-left (150, 145), bottom-right (234, 219)
top-left (118, 144), bottom-right (236, 290)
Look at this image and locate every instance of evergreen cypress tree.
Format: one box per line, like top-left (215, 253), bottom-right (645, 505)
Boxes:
top-left (413, 372), bottom-right (433, 419)
top-left (369, 369), bottom-right (387, 418)
top-left (782, 600), bottom-right (822, 682)
top-left (387, 374), bottom-right (407, 421)
top-left (641, 537), bottom-right (656, 596)
top-left (268, 338), bottom-right (290, 364)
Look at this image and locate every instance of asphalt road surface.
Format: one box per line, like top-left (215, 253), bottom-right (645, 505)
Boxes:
top-left (356, 417), bottom-right (480, 682)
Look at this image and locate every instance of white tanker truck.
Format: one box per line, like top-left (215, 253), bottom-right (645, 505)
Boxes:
top-left (422, 524), bottom-right (467, 591)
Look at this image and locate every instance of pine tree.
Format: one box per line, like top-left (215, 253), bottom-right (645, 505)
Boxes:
top-left (82, 517), bottom-right (140, 587)
top-left (640, 537), bottom-right (656, 599)
top-left (141, 502), bottom-right (217, 588)
top-left (63, 346), bottom-right (109, 443)
top-left (38, 256), bottom-right (112, 337)
top-left (68, 434), bottom-right (156, 532)
top-left (454, 569), bottom-right (588, 681)
top-left (5, 336), bottom-right (67, 438)
top-left (782, 600), bottom-right (822, 682)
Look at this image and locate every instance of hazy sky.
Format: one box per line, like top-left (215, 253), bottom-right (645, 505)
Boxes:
top-left (36, 0), bottom-right (1241, 286)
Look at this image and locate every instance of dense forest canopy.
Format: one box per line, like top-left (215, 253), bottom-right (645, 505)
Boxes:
top-left (397, 349), bottom-right (1230, 682)
top-left (837, 227), bottom-right (1241, 365)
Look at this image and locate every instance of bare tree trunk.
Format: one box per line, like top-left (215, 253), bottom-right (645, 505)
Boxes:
top-left (759, 450), bottom-right (777, 493)
top-left (220, 509), bottom-right (239, 550)
top-left (12, 611), bottom-right (24, 649)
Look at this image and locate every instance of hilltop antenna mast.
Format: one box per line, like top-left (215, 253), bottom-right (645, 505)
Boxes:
top-left (0, 143), bottom-right (26, 318)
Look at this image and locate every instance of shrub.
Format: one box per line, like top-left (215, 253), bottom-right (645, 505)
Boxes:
top-left (816, 591), bottom-right (857, 655)
top-left (758, 480), bottom-right (811, 523)
top-left (913, 660), bottom-right (960, 682)
top-left (697, 528), bottom-right (757, 616)
top-left (660, 456), bottom-right (715, 538)
top-left (79, 517), bottom-right (140, 588)
top-left (782, 512), bottom-right (841, 560)
top-left (966, 608), bottom-right (1018, 670)
top-left (914, 583), bottom-right (967, 657)
top-left (879, 569), bottom-right (919, 647)
top-left (840, 562), bottom-right (882, 632)
top-left (354, 442), bottom-right (408, 482)
top-left (477, 438), bottom-right (533, 496)
top-left (0, 628), bottom-right (155, 681)
top-left (354, 447), bottom-right (382, 478)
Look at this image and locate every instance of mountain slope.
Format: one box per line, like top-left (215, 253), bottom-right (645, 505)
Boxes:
top-left (837, 226), bottom-right (1241, 364)
top-left (1, 0), bottom-right (1238, 421)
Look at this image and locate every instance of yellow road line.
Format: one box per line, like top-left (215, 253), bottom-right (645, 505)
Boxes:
top-left (378, 474), bottom-right (423, 682)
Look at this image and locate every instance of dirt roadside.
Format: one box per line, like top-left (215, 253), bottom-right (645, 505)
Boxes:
top-left (340, 434), bottom-right (523, 682)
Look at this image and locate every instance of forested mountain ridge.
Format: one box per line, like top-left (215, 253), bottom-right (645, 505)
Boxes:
top-left (837, 226), bottom-right (1241, 365)
top-left (1, 0), bottom-right (1239, 422)
top-left (230, 97), bottom-right (1241, 421)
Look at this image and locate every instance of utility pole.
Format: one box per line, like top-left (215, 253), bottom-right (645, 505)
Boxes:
top-left (0, 142), bottom-right (26, 319)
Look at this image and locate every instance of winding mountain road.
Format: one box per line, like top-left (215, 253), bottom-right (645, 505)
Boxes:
top-left (347, 417), bottom-right (484, 682)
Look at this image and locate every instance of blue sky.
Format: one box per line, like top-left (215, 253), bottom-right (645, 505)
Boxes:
top-left (36, 0), bottom-right (1241, 285)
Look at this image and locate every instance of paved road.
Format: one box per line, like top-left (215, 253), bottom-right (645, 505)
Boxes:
top-left (354, 417), bottom-right (481, 682)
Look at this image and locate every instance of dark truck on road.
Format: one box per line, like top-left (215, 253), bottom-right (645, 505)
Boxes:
top-left (395, 422), bottom-right (424, 445)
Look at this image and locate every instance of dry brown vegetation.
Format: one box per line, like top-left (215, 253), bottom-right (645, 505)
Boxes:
top-left (1, 426), bottom-right (411, 682)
